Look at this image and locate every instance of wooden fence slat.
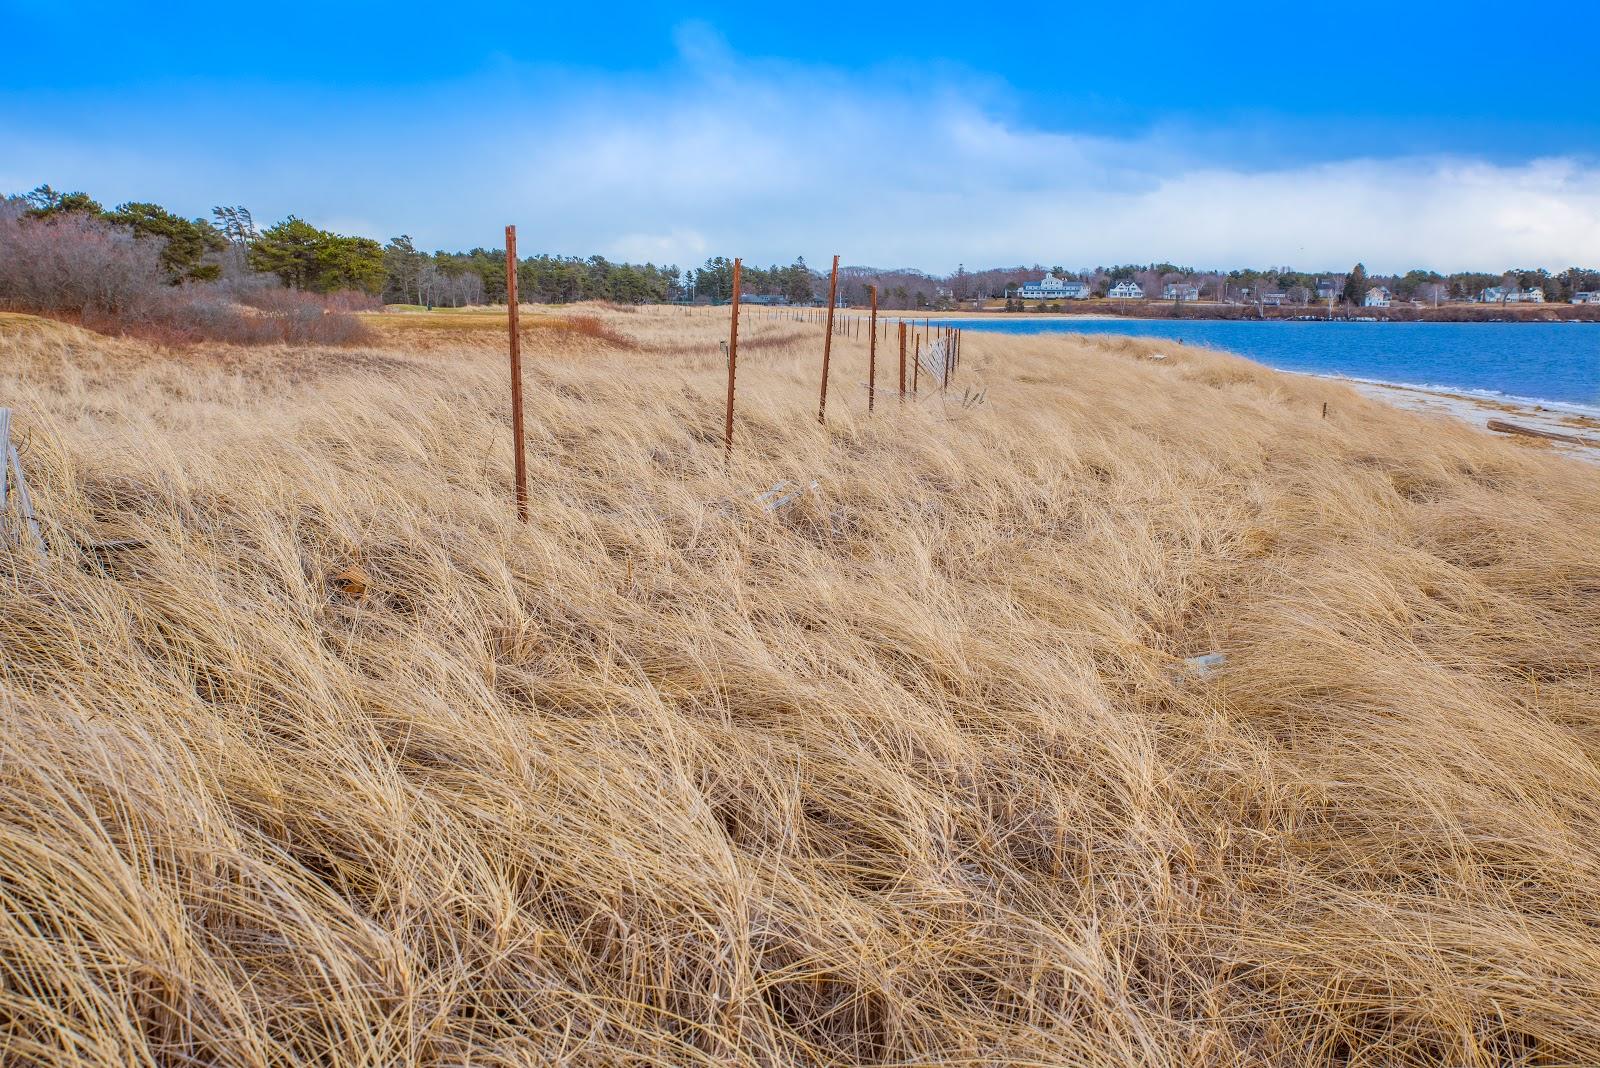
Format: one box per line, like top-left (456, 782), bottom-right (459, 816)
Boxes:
top-left (0, 408), bottom-right (11, 520)
top-left (8, 445), bottom-right (44, 555)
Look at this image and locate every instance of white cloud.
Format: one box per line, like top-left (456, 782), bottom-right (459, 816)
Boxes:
top-left (4, 49), bottom-right (1598, 273)
top-left (611, 227), bottom-right (710, 263)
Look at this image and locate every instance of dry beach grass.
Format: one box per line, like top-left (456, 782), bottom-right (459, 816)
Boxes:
top-left (2, 305), bottom-right (1599, 1065)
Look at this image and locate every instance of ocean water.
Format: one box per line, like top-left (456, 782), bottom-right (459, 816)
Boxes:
top-left (952, 319), bottom-right (1600, 410)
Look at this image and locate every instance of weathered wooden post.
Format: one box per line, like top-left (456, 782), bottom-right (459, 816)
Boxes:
top-left (818, 254), bottom-right (840, 424)
top-left (504, 225), bottom-right (528, 523)
top-left (725, 257), bottom-right (742, 462)
top-left (867, 284), bottom-right (878, 413)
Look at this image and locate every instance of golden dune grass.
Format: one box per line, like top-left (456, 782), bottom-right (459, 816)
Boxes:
top-left (2, 306), bottom-right (1599, 1066)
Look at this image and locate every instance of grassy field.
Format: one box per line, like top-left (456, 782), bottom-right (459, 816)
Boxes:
top-left (3, 305), bottom-right (1599, 1065)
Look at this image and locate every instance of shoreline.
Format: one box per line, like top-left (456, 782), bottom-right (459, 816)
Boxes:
top-left (932, 318), bottom-right (1599, 443)
top-left (1310, 374), bottom-right (1600, 464)
top-left (920, 312), bottom-right (1600, 325)
top-left (902, 307), bottom-right (1600, 325)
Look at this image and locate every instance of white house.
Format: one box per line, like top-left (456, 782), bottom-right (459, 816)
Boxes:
top-left (1573, 291), bottom-right (1600, 305)
top-left (1481, 285), bottom-right (1545, 304)
top-left (1162, 282), bottom-right (1201, 301)
top-left (1364, 286), bottom-right (1392, 308)
top-left (1261, 291), bottom-right (1289, 306)
top-left (1108, 281), bottom-right (1145, 300)
top-left (1018, 272), bottom-right (1091, 300)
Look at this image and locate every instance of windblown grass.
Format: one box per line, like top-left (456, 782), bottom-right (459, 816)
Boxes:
top-left (2, 307), bottom-right (1599, 1065)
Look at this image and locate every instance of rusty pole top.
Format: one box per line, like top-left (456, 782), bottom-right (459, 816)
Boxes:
top-left (818, 254), bottom-right (840, 424)
top-left (504, 225), bottom-right (528, 523)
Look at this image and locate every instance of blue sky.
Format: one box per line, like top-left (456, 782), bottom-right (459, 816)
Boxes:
top-left (3, 1), bottom-right (1597, 273)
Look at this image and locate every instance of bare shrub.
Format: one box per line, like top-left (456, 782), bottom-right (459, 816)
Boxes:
top-left (0, 211), bottom-right (371, 346)
top-left (324, 289), bottom-right (383, 314)
top-left (0, 209), bottom-right (166, 317)
top-left (559, 313), bottom-right (636, 347)
top-left (135, 286), bottom-right (374, 346)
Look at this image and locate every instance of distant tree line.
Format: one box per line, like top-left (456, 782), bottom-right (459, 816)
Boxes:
top-left (8, 184), bottom-right (1600, 319)
top-left (991, 262), bottom-right (1600, 306)
top-left (3, 186), bottom-right (694, 312)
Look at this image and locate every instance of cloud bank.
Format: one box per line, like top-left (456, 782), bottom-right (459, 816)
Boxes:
top-left (3, 42), bottom-right (1597, 274)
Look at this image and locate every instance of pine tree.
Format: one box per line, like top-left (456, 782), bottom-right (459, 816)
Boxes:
top-left (104, 202), bottom-right (227, 282)
top-left (1345, 263), bottom-right (1368, 305)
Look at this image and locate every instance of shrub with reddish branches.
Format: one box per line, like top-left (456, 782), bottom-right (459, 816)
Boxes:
top-left (0, 202), bottom-right (372, 345)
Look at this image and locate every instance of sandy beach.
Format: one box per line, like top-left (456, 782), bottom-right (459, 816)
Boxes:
top-left (1347, 378), bottom-right (1600, 464)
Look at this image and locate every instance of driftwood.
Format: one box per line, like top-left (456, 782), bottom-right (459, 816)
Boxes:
top-left (1486, 419), bottom-right (1600, 448)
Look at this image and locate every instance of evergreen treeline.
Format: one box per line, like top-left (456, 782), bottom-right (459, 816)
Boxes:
top-left (9, 185), bottom-right (1600, 311)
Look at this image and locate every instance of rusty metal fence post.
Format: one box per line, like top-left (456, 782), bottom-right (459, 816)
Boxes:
top-left (897, 321), bottom-right (906, 402)
top-left (867, 284), bottom-right (878, 413)
top-left (725, 257), bottom-right (741, 462)
top-left (504, 225), bottom-right (528, 522)
top-left (818, 254), bottom-right (839, 424)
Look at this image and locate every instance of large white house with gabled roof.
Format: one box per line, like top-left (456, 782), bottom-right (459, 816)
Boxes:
top-left (1018, 272), bottom-right (1090, 300)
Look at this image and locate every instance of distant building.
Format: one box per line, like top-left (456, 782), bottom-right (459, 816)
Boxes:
top-left (1364, 286), bottom-right (1392, 308)
top-left (1162, 282), bottom-right (1201, 301)
top-left (1018, 272), bottom-right (1090, 300)
top-left (1108, 281), bottom-right (1145, 300)
top-left (1573, 291), bottom-right (1600, 304)
top-left (1261, 291), bottom-right (1289, 306)
top-left (1481, 285), bottom-right (1545, 304)
top-left (740, 294), bottom-right (789, 306)
top-left (1316, 279), bottom-right (1342, 301)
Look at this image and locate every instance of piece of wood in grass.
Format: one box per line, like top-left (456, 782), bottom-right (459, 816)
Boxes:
top-left (1487, 419), bottom-right (1600, 448)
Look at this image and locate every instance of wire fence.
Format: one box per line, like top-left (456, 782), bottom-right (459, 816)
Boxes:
top-left (494, 238), bottom-right (969, 516)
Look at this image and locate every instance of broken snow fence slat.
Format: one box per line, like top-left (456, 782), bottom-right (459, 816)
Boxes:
top-left (0, 408), bottom-right (9, 519)
top-left (1, 408), bottom-right (47, 557)
top-left (9, 447), bottom-right (42, 554)
top-left (754, 480), bottom-right (820, 514)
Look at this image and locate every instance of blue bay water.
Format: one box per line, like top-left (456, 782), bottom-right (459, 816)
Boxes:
top-left (953, 319), bottom-right (1600, 410)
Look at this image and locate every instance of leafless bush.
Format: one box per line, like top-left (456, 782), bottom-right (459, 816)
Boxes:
top-left (323, 289), bottom-right (383, 313)
top-left (558, 313), bottom-right (637, 347)
top-left (0, 210), bottom-right (370, 345)
top-left (135, 286), bottom-right (373, 346)
top-left (0, 209), bottom-right (167, 317)
top-left (418, 264), bottom-right (483, 308)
